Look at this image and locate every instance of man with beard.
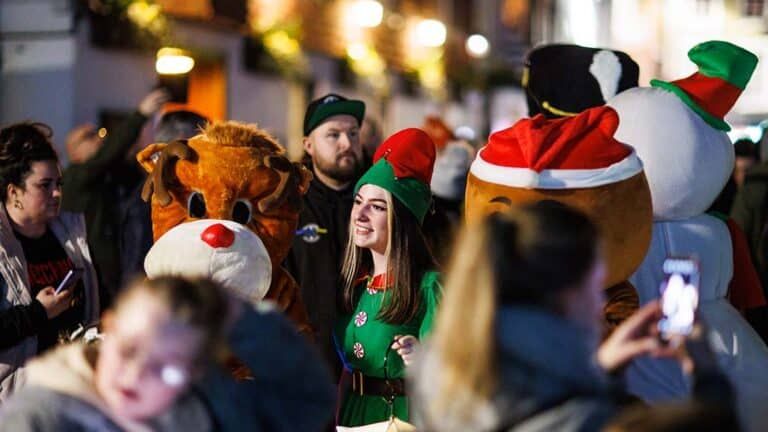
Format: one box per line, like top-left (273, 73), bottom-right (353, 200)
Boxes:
top-left (285, 94), bottom-right (365, 378)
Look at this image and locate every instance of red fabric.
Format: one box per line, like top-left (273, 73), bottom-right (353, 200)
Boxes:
top-left (726, 219), bottom-right (766, 311)
top-left (373, 128), bottom-right (436, 184)
top-left (671, 72), bottom-right (742, 119)
top-left (480, 106), bottom-right (631, 172)
top-left (352, 272), bottom-right (391, 291)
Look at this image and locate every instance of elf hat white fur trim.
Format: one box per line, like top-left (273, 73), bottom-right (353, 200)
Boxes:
top-left (470, 147), bottom-right (643, 189)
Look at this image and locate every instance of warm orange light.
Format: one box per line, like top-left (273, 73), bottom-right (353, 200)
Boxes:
top-left (155, 48), bottom-right (194, 75)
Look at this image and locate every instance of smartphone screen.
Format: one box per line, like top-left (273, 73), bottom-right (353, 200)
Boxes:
top-left (55, 268), bottom-right (84, 295)
top-left (658, 257), bottom-right (699, 338)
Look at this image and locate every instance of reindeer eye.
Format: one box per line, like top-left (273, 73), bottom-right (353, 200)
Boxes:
top-left (232, 200), bottom-right (252, 224)
top-left (187, 192), bottom-right (206, 218)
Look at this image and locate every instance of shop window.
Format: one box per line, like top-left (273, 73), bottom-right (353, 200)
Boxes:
top-left (744, 0), bottom-right (765, 16)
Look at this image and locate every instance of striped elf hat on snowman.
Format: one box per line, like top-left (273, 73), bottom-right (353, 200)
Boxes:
top-left (470, 106), bottom-right (642, 189)
top-left (356, 128), bottom-right (436, 223)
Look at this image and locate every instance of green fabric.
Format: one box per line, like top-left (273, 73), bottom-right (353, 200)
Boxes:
top-left (706, 210), bottom-right (728, 222)
top-left (650, 79), bottom-right (731, 131)
top-left (687, 41), bottom-right (758, 89)
top-left (304, 100), bottom-right (365, 135)
top-left (355, 159), bottom-right (432, 224)
top-left (649, 41), bottom-right (758, 132)
top-left (336, 271), bottom-right (442, 427)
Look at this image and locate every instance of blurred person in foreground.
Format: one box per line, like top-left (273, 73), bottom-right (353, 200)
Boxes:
top-left (411, 201), bottom-right (736, 432)
top-left (62, 89), bottom-right (169, 309)
top-left (0, 122), bottom-right (99, 402)
top-left (0, 276), bottom-right (335, 431)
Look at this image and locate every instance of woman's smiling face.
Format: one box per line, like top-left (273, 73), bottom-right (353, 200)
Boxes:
top-left (351, 184), bottom-right (390, 255)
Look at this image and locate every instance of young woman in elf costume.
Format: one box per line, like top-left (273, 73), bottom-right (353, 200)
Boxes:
top-left (335, 128), bottom-right (441, 427)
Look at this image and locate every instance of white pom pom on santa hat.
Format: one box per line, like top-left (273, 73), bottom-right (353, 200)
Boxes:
top-left (470, 106), bottom-right (643, 189)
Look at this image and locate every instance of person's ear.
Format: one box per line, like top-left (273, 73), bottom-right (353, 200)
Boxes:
top-left (6, 183), bottom-right (20, 203)
top-left (303, 136), bottom-right (313, 156)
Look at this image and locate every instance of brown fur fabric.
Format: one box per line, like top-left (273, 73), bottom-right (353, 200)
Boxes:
top-left (138, 121), bottom-right (313, 335)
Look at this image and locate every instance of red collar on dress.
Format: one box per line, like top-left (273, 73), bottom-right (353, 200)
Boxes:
top-left (354, 272), bottom-right (392, 291)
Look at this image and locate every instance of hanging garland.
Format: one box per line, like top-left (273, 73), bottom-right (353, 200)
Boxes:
top-left (87, 0), bottom-right (171, 48)
top-left (247, 1), bottom-right (309, 82)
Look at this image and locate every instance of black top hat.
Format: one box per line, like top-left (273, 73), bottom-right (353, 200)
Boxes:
top-left (524, 44), bottom-right (639, 118)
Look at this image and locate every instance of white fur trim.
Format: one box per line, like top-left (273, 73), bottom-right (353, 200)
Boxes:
top-left (589, 50), bottom-right (622, 101)
top-left (470, 149), bottom-right (643, 189)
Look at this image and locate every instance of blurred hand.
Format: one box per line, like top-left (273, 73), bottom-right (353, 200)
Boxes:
top-left (138, 89), bottom-right (171, 117)
top-left (676, 323), bottom-right (718, 375)
top-left (36, 286), bottom-right (73, 319)
top-left (391, 335), bottom-right (420, 366)
top-left (597, 300), bottom-right (676, 372)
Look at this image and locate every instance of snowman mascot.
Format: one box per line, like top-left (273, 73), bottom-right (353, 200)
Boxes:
top-left (608, 40), bottom-right (768, 431)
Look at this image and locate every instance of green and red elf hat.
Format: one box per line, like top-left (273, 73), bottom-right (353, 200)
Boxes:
top-left (470, 106), bottom-right (642, 189)
top-left (650, 40), bottom-right (758, 132)
top-left (355, 128), bottom-right (436, 223)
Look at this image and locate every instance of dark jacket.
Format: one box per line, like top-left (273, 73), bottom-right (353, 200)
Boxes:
top-left (62, 112), bottom-right (147, 308)
top-left (0, 302), bottom-right (336, 432)
top-left (731, 162), bottom-right (768, 293)
top-left (284, 176), bottom-right (355, 378)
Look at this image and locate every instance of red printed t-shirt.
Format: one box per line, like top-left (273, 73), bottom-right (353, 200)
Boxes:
top-left (14, 228), bottom-right (84, 353)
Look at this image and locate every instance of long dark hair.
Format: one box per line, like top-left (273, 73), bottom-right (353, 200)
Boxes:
top-left (0, 122), bottom-right (59, 202)
top-left (342, 192), bottom-right (437, 325)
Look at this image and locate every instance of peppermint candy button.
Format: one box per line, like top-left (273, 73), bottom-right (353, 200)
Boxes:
top-left (353, 342), bottom-right (365, 359)
top-left (354, 311), bottom-right (368, 327)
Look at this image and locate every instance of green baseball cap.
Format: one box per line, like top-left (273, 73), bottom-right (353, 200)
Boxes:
top-left (303, 93), bottom-right (365, 136)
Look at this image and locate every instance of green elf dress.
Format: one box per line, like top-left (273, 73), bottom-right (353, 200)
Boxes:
top-left (335, 270), bottom-right (442, 426)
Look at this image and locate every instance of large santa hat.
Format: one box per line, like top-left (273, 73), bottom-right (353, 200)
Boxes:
top-left (470, 106), bottom-right (642, 189)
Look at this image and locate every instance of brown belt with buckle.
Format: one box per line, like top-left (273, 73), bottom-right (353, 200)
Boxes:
top-left (345, 370), bottom-right (406, 397)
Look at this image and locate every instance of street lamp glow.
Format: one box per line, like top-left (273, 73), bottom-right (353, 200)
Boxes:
top-left (466, 34), bottom-right (490, 58)
top-left (415, 19), bottom-right (446, 47)
top-left (155, 48), bottom-right (195, 75)
top-left (349, 0), bottom-right (384, 28)
top-left (347, 42), bottom-right (368, 60)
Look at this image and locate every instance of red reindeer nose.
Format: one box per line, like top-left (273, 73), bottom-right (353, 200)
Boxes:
top-left (201, 223), bottom-right (235, 249)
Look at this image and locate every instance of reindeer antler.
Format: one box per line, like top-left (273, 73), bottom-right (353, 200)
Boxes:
top-left (258, 155), bottom-right (312, 213)
top-left (141, 140), bottom-right (195, 206)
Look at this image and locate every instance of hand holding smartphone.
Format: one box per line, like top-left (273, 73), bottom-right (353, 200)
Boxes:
top-left (55, 268), bottom-right (84, 295)
top-left (658, 257), bottom-right (700, 340)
